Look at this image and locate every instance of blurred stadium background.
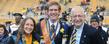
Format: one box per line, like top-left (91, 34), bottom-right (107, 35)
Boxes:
top-left (0, 0), bottom-right (109, 26)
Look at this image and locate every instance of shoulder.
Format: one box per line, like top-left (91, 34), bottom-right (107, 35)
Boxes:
top-left (36, 19), bottom-right (47, 27)
top-left (59, 21), bottom-right (70, 32)
top-left (10, 24), bottom-right (16, 27)
top-left (8, 35), bottom-right (15, 42)
top-left (60, 21), bottom-right (70, 28)
top-left (83, 24), bottom-right (97, 34)
top-left (1, 35), bottom-right (9, 41)
top-left (83, 24), bottom-right (100, 42)
top-left (102, 26), bottom-right (108, 32)
top-left (32, 32), bottom-right (41, 42)
top-left (84, 23), bottom-right (96, 31)
top-left (3, 35), bottom-right (16, 44)
top-left (12, 30), bottom-right (19, 36)
top-left (10, 35), bottom-right (17, 41)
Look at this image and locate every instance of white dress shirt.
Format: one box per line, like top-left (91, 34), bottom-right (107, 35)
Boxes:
top-left (10, 24), bottom-right (19, 34)
top-left (75, 23), bottom-right (84, 44)
top-left (48, 19), bottom-right (60, 36)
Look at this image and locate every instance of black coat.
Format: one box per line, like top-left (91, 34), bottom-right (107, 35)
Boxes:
top-left (67, 23), bottom-right (104, 44)
top-left (36, 19), bottom-right (69, 44)
top-left (97, 26), bottom-right (108, 44)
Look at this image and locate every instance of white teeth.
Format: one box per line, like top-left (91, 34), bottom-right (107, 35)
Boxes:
top-left (24, 28), bottom-right (33, 34)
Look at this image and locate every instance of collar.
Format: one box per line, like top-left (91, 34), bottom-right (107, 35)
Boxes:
top-left (48, 19), bottom-right (60, 36)
top-left (48, 19), bottom-right (58, 27)
top-left (74, 23), bottom-right (84, 31)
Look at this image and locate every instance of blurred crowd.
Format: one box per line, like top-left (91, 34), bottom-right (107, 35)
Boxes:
top-left (0, 0), bottom-right (109, 44)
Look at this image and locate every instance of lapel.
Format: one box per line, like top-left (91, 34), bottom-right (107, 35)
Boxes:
top-left (54, 21), bottom-right (61, 38)
top-left (54, 22), bottom-right (64, 44)
top-left (46, 20), bottom-right (61, 37)
top-left (69, 25), bottom-right (75, 37)
top-left (80, 24), bottom-right (89, 44)
top-left (56, 22), bottom-right (61, 36)
top-left (56, 21), bottom-right (67, 37)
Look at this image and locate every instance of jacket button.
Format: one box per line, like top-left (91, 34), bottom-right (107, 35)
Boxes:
top-left (102, 37), bottom-right (104, 40)
top-left (84, 35), bottom-right (86, 38)
top-left (82, 41), bottom-right (84, 43)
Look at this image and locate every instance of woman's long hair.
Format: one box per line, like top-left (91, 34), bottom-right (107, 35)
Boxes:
top-left (16, 17), bottom-right (36, 44)
top-left (0, 24), bottom-right (9, 35)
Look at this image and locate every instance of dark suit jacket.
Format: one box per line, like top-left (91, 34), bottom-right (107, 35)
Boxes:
top-left (97, 26), bottom-right (108, 44)
top-left (36, 19), bottom-right (69, 44)
top-left (67, 23), bottom-right (103, 44)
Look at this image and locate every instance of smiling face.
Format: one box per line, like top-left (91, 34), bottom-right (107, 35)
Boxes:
top-left (0, 27), bottom-right (4, 36)
top-left (48, 5), bottom-right (60, 22)
top-left (24, 19), bottom-right (34, 34)
top-left (71, 6), bottom-right (85, 28)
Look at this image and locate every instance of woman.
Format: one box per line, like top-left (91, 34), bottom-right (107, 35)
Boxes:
top-left (0, 24), bottom-right (14, 44)
top-left (15, 17), bottom-right (40, 44)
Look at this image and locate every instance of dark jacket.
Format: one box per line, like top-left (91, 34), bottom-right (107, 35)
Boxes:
top-left (0, 34), bottom-right (14, 44)
top-left (97, 26), bottom-right (108, 44)
top-left (36, 19), bottom-right (69, 44)
top-left (11, 33), bottom-right (40, 44)
top-left (12, 30), bottom-right (40, 44)
top-left (12, 30), bottom-right (18, 36)
top-left (67, 23), bottom-right (103, 44)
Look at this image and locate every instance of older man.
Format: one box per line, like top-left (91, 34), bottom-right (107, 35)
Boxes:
top-left (67, 6), bottom-right (103, 44)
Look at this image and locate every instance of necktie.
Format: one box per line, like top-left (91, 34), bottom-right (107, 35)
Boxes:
top-left (70, 29), bottom-right (77, 44)
top-left (51, 24), bottom-right (55, 33)
top-left (50, 24), bottom-right (56, 44)
top-left (50, 24), bottom-right (56, 39)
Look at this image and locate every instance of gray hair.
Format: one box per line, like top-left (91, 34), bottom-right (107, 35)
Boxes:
top-left (70, 6), bottom-right (85, 16)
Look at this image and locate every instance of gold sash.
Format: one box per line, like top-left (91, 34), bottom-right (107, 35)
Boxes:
top-left (40, 19), bottom-right (51, 44)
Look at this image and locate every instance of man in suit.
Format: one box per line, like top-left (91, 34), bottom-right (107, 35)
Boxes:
top-left (67, 6), bottom-right (103, 44)
top-left (36, 1), bottom-right (69, 44)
